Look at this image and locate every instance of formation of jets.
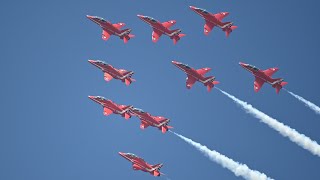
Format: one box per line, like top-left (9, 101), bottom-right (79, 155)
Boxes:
top-left (87, 5), bottom-right (237, 44)
top-left (86, 5), bottom-right (288, 178)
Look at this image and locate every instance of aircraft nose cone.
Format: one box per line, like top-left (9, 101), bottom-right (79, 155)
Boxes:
top-left (88, 59), bottom-right (95, 63)
top-left (171, 61), bottom-right (180, 66)
top-left (88, 96), bottom-right (95, 100)
top-left (239, 62), bottom-right (247, 68)
top-left (137, 14), bottom-right (143, 18)
top-left (189, 6), bottom-right (196, 9)
top-left (86, 15), bottom-right (94, 19)
top-left (118, 152), bottom-right (125, 157)
top-left (222, 12), bottom-right (229, 16)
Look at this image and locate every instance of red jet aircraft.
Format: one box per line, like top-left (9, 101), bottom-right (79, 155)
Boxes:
top-left (119, 152), bottom-right (164, 177)
top-left (239, 62), bottom-right (288, 94)
top-left (88, 60), bottom-right (135, 86)
top-left (88, 96), bottom-right (132, 119)
top-left (172, 61), bottom-right (220, 92)
top-left (189, 6), bottom-right (237, 37)
top-left (86, 15), bottom-right (134, 43)
top-left (137, 15), bottom-right (186, 44)
top-left (129, 108), bottom-right (173, 133)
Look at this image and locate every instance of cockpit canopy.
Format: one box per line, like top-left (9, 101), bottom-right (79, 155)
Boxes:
top-left (247, 64), bottom-right (259, 71)
top-left (133, 108), bottom-right (145, 113)
top-left (93, 16), bottom-right (107, 22)
top-left (144, 16), bottom-right (157, 23)
top-left (96, 96), bottom-right (106, 100)
top-left (195, 8), bottom-right (209, 14)
top-left (127, 153), bottom-right (139, 158)
top-left (181, 63), bottom-right (191, 69)
top-left (96, 60), bottom-right (108, 66)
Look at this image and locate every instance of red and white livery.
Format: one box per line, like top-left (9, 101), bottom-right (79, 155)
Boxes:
top-left (87, 15), bottom-right (134, 43)
top-left (189, 6), bottom-right (237, 37)
top-left (88, 60), bottom-right (135, 86)
top-left (172, 61), bottom-right (220, 92)
top-left (129, 108), bottom-right (173, 134)
top-left (239, 62), bottom-right (288, 94)
top-left (88, 96), bottom-right (132, 119)
top-left (119, 152), bottom-right (164, 177)
top-left (137, 14), bottom-right (186, 44)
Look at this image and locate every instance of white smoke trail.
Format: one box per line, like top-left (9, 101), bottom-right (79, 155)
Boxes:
top-left (170, 131), bottom-right (273, 180)
top-left (284, 89), bottom-right (320, 115)
top-left (216, 88), bottom-right (320, 157)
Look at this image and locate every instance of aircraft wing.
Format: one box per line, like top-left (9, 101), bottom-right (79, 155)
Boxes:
top-left (152, 116), bottom-right (166, 122)
top-left (140, 120), bottom-right (150, 129)
top-left (133, 163), bottom-right (143, 170)
top-left (196, 68), bottom-right (211, 76)
top-left (186, 75), bottom-right (197, 89)
top-left (118, 69), bottom-right (127, 73)
top-left (113, 23), bottom-right (125, 30)
top-left (204, 20), bottom-right (215, 35)
top-left (254, 77), bottom-right (265, 92)
top-left (263, 68), bottom-right (279, 77)
top-left (214, 12), bottom-right (229, 21)
top-left (103, 107), bottom-right (113, 116)
top-left (104, 72), bottom-right (113, 81)
top-left (162, 20), bottom-right (176, 29)
top-left (102, 30), bottom-right (111, 41)
top-left (152, 28), bottom-right (163, 43)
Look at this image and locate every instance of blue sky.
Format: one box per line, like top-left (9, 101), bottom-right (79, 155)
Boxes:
top-left (1, 0), bottom-right (320, 179)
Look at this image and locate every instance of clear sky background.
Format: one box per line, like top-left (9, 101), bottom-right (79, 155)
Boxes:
top-left (1, 0), bottom-right (320, 179)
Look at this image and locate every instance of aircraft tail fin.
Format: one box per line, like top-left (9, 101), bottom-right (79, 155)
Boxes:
top-left (151, 163), bottom-right (163, 176)
top-left (203, 76), bottom-right (219, 92)
top-left (152, 163), bottom-right (163, 170)
top-left (161, 125), bottom-right (173, 133)
top-left (120, 29), bottom-right (134, 43)
top-left (124, 78), bottom-right (133, 86)
top-left (172, 33), bottom-right (186, 45)
top-left (123, 36), bottom-right (129, 43)
top-left (123, 71), bottom-right (134, 77)
top-left (223, 25), bottom-right (237, 37)
top-left (152, 170), bottom-right (160, 176)
top-left (273, 81), bottom-right (288, 94)
top-left (123, 34), bottom-right (135, 43)
top-left (121, 105), bottom-right (133, 119)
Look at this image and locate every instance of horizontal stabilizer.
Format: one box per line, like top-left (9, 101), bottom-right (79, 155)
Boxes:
top-left (224, 25), bottom-right (237, 37)
top-left (153, 170), bottom-right (160, 176)
top-left (124, 78), bottom-right (134, 86)
top-left (124, 113), bottom-right (131, 120)
top-left (213, 81), bottom-right (220, 85)
top-left (273, 81), bottom-right (288, 94)
top-left (172, 34), bottom-right (186, 45)
top-left (206, 80), bottom-right (219, 92)
top-left (123, 36), bottom-right (129, 43)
